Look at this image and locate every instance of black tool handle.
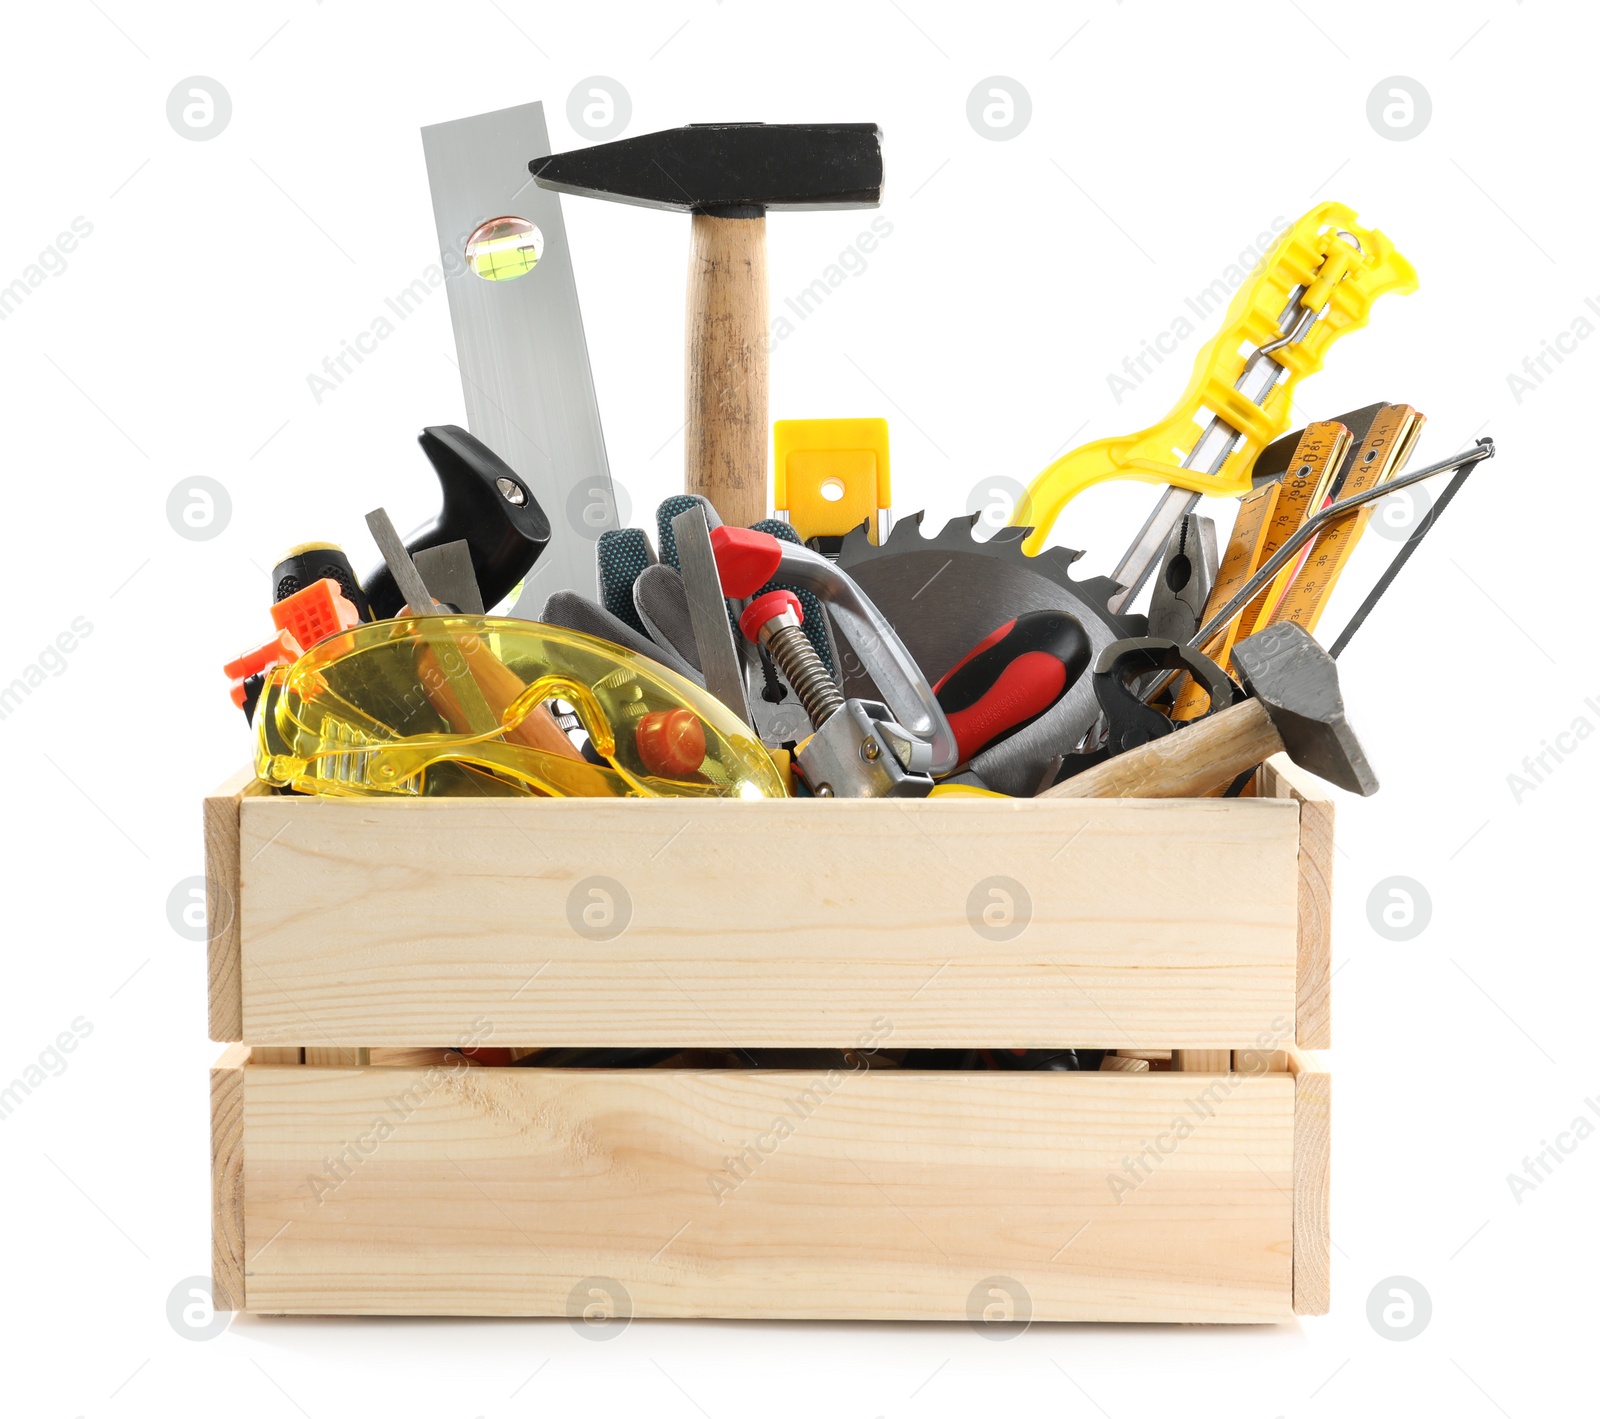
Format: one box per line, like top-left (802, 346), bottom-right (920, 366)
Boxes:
top-left (1093, 636), bottom-right (1236, 753)
top-left (272, 542), bottom-right (371, 621)
top-left (1054, 635), bottom-right (1237, 785)
top-left (362, 426), bottom-right (551, 618)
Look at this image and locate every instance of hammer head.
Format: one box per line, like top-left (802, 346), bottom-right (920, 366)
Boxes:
top-left (1232, 622), bottom-right (1379, 796)
top-left (530, 123), bottom-right (884, 217)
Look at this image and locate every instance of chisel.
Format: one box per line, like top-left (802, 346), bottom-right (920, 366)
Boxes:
top-left (365, 508), bottom-right (499, 737)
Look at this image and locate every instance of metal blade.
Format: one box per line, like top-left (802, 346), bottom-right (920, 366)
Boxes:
top-left (365, 508), bottom-right (441, 617)
top-left (413, 540), bottom-right (484, 614)
top-left (365, 509), bottom-right (498, 735)
top-left (672, 506), bottom-right (753, 726)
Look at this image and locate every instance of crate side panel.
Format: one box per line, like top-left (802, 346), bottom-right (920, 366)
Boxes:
top-left (240, 1064), bottom-right (1295, 1321)
top-left (238, 797), bottom-right (1300, 1050)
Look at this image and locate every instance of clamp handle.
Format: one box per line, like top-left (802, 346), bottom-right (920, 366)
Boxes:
top-left (1014, 201), bottom-right (1418, 553)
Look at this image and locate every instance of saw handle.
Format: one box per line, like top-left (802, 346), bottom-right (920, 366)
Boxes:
top-left (686, 214), bottom-right (769, 529)
top-left (1040, 698), bottom-right (1280, 799)
top-left (362, 426), bottom-right (551, 619)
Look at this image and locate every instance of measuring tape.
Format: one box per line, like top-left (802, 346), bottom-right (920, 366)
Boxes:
top-left (1257, 404), bottom-right (1424, 632)
top-left (1012, 201), bottom-right (1417, 559)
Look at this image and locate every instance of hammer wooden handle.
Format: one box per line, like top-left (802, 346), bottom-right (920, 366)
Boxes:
top-left (686, 214), bottom-right (769, 529)
top-left (1040, 699), bottom-right (1283, 799)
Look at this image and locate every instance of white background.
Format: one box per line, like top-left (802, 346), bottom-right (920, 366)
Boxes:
top-left (2, 1), bottom-right (1594, 1414)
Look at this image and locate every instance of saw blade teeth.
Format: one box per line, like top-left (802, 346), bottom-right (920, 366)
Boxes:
top-left (841, 509), bottom-right (927, 569)
top-left (923, 513), bottom-right (985, 550)
top-left (838, 522), bottom-right (876, 562)
top-left (1035, 544), bottom-right (1088, 572)
top-left (886, 510), bottom-right (928, 546)
top-left (838, 503), bottom-right (1142, 638)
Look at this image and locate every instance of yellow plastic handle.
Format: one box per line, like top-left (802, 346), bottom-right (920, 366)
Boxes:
top-left (1014, 202), bottom-right (1417, 553)
top-left (773, 418), bottom-right (891, 541)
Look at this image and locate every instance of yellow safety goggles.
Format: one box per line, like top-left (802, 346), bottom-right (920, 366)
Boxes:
top-left (254, 616), bottom-right (788, 800)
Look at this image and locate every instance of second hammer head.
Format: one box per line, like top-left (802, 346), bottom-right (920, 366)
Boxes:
top-left (1232, 622), bottom-right (1379, 797)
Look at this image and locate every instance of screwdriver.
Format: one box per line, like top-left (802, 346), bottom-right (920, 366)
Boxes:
top-left (933, 611), bottom-right (1091, 765)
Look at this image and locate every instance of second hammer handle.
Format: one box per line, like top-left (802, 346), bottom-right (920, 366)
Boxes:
top-left (686, 213), bottom-right (769, 529)
top-left (1041, 698), bottom-right (1283, 800)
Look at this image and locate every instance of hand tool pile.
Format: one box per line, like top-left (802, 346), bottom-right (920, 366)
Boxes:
top-left (227, 104), bottom-right (1495, 812)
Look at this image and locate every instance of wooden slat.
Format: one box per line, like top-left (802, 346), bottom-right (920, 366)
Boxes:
top-left (304, 1049), bottom-right (371, 1066)
top-left (1288, 1047), bottom-right (1331, 1315)
top-left (210, 1043), bottom-right (249, 1310)
top-left (237, 796), bottom-right (1301, 1050)
top-left (1234, 1049), bottom-right (1290, 1074)
top-left (1173, 1051), bottom-right (1232, 1072)
top-left (204, 768), bottom-right (269, 1043)
top-left (1261, 754), bottom-right (1334, 1048)
top-left (367, 1048), bottom-right (464, 1068)
top-left (240, 1062), bottom-right (1296, 1321)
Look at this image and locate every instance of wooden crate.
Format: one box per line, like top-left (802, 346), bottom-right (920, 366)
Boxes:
top-left (205, 756), bottom-right (1334, 1322)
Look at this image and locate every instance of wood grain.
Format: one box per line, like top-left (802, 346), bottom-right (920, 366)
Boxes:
top-left (1234, 1049), bottom-right (1290, 1074)
top-left (367, 1048), bottom-right (464, 1068)
top-left (1042, 699), bottom-right (1283, 800)
top-left (240, 1061), bottom-right (1296, 1321)
top-left (304, 1049), bottom-right (370, 1066)
top-left (1289, 1048), bottom-right (1331, 1315)
top-left (210, 1043), bottom-right (249, 1310)
top-left (205, 768), bottom-right (271, 1043)
top-left (685, 213), bottom-right (768, 527)
top-left (236, 796), bottom-right (1302, 1050)
top-left (1173, 1050), bottom-right (1232, 1072)
top-left (1262, 754), bottom-right (1335, 1048)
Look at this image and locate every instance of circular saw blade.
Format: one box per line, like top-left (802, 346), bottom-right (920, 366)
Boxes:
top-left (837, 513), bottom-right (1142, 796)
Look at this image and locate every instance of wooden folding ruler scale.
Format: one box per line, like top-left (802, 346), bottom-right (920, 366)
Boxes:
top-left (1173, 403), bottom-right (1423, 720)
top-left (1257, 403), bottom-right (1425, 631)
top-left (1171, 419), bottom-right (1347, 718)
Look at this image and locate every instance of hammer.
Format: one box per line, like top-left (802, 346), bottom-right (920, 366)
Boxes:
top-left (530, 123), bottom-right (884, 529)
top-left (1041, 622), bottom-right (1379, 799)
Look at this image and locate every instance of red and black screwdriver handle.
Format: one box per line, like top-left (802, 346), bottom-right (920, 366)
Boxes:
top-left (933, 610), bottom-right (1092, 765)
